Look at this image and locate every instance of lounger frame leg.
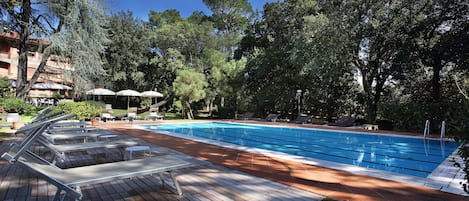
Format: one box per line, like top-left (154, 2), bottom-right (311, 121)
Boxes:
top-left (159, 171), bottom-right (182, 196)
top-left (53, 187), bottom-right (83, 201)
top-left (53, 189), bottom-right (62, 201)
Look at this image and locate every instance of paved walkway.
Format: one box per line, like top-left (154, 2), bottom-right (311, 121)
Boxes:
top-left (99, 121), bottom-right (469, 201)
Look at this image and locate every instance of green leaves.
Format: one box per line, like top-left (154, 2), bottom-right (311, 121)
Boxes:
top-left (104, 11), bottom-right (149, 90)
top-left (173, 69), bottom-right (208, 102)
top-left (173, 69), bottom-right (208, 119)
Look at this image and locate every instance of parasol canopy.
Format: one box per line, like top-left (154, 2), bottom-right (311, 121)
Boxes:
top-left (116, 89), bottom-right (142, 111)
top-left (85, 88), bottom-right (115, 96)
top-left (141, 91), bottom-right (163, 97)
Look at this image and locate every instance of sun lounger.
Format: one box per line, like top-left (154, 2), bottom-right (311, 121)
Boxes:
top-left (50, 120), bottom-right (87, 128)
top-left (290, 114), bottom-right (312, 124)
top-left (30, 107), bottom-right (53, 123)
top-left (236, 112), bottom-right (255, 120)
top-left (145, 111), bottom-right (164, 120)
top-left (41, 130), bottom-right (119, 143)
top-left (37, 137), bottom-right (140, 163)
top-left (328, 116), bottom-right (357, 127)
top-left (46, 126), bottom-right (100, 134)
top-left (2, 148), bottom-right (192, 200)
top-left (11, 113), bottom-right (76, 160)
top-left (264, 113), bottom-right (280, 122)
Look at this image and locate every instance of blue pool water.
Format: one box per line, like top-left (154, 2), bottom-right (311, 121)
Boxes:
top-left (143, 122), bottom-right (460, 178)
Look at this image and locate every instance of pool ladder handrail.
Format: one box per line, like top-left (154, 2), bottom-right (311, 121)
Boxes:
top-left (423, 120), bottom-right (430, 138)
top-left (424, 120), bottom-right (446, 140)
top-left (440, 120), bottom-right (446, 140)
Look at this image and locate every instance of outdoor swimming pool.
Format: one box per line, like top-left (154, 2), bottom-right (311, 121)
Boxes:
top-left (143, 122), bottom-right (460, 178)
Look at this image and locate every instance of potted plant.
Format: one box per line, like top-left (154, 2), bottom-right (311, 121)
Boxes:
top-left (91, 117), bottom-right (100, 126)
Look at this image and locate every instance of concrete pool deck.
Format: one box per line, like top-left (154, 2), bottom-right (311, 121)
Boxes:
top-left (98, 120), bottom-right (468, 201)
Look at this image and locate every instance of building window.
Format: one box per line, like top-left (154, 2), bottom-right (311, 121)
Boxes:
top-left (0, 42), bottom-right (8, 53)
top-left (0, 62), bottom-right (8, 69)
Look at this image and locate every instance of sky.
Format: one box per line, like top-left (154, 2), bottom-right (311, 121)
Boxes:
top-left (104, 0), bottom-right (279, 20)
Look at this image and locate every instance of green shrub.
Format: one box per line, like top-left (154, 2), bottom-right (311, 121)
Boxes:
top-left (0, 97), bottom-right (33, 115)
top-left (0, 76), bottom-right (13, 97)
top-left (54, 101), bottom-right (104, 120)
top-left (378, 101), bottom-right (469, 133)
top-left (140, 98), bottom-right (152, 109)
top-left (377, 103), bottom-right (426, 132)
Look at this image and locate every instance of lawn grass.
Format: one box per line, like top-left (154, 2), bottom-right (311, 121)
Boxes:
top-left (0, 114), bottom-right (34, 141)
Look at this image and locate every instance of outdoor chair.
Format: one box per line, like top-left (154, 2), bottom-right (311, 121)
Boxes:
top-left (328, 116), bottom-right (357, 127)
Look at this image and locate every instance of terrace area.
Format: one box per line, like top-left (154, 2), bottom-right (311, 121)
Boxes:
top-left (1, 119), bottom-right (466, 201)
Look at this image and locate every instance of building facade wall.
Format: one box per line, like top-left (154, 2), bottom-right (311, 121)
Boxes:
top-left (0, 31), bottom-right (74, 97)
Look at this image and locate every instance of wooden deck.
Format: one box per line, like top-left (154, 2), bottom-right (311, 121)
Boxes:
top-left (0, 135), bottom-right (323, 201)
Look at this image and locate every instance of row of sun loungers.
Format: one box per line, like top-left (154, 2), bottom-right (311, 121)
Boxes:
top-left (237, 112), bottom-right (358, 127)
top-left (2, 111), bottom-right (193, 200)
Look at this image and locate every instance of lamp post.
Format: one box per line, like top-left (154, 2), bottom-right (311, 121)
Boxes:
top-left (296, 89), bottom-right (302, 114)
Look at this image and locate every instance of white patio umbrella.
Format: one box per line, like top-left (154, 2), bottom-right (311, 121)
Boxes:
top-left (86, 88), bottom-right (115, 96)
top-left (141, 91), bottom-right (163, 98)
top-left (116, 89), bottom-right (142, 111)
top-left (141, 90), bottom-right (164, 107)
top-left (85, 88), bottom-right (115, 101)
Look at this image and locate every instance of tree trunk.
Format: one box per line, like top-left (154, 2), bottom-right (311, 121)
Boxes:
top-left (432, 60), bottom-right (442, 103)
top-left (185, 101), bottom-right (193, 120)
top-left (16, 0), bottom-right (32, 100)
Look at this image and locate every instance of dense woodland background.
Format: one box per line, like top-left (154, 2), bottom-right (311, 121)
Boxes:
top-left (101, 0), bottom-right (468, 134)
top-left (1, 0), bottom-right (468, 131)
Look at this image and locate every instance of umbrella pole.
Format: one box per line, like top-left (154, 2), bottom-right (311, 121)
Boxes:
top-left (127, 96), bottom-right (130, 112)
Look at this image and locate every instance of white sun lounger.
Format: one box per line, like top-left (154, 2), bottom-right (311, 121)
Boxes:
top-left (37, 137), bottom-right (139, 163)
top-left (2, 148), bottom-right (192, 200)
top-left (46, 126), bottom-right (100, 134)
top-left (50, 120), bottom-right (87, 128)
top-left (41, 131), bottom-right (120, 143)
